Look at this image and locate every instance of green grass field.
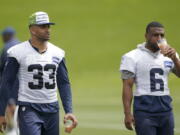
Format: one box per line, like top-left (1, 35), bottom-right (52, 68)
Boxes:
top-left (1, 0), bottom-right (180, 135)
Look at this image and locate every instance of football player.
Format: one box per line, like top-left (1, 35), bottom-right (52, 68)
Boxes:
top-left (0, 11), bottom-right (78, 135)
top-left (120, 22), bottom-right (180, 135)
top-left (0, 27), bottom-right (20, 135)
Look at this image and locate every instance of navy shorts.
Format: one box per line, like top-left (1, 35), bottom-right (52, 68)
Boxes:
top-left (134, 112), bottom-right (174, 135)
top-left (18, 105), bottom-right (59, 135)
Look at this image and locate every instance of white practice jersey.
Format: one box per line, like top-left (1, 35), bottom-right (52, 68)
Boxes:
top-left (120, 43), bottom-right (176, 96)
top-left (7, 41), bottom-right (65, 103)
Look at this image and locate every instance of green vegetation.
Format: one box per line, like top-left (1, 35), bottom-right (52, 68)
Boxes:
top-left (1, 0), bottom-right (180, 135)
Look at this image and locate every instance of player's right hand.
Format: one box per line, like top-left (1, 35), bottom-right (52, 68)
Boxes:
top-left (0, 116), bottom-right (6, 133)
top-left (124, 113), bottom-right (135, 130)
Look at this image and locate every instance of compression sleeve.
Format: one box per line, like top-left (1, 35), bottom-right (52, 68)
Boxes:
top-left (0, 57), bottom-right (19, 115)
top-left (56, 58), bottom-right (73, 114)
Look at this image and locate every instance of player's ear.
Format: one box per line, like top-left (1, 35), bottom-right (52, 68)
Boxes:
top-left (29, 26), bottom-right (36, 35)
top-left (31, 31), bottom-right (36, 35)
top-left (145, 33), bottom-right (148, 39)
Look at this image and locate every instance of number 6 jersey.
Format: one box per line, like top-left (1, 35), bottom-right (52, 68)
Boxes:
top-left (120, 42), bottom-right (175, 97)
top-left (7, 41), bottom-right (65, 103)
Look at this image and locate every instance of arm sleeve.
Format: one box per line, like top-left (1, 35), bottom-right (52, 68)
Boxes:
top-left (0, 57), bottom-right (19, 115)
top-left (121, 70), bottom-right (135, 79)
top-left (120, 55), bottom-right (136, 74)
top-left (56, 58), bottom-right (73, 114)
top-left (0, 49), bottom-right (7, 78)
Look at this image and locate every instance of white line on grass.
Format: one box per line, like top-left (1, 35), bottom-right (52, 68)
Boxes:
top-left (74, 122), bottom-right (180, 133)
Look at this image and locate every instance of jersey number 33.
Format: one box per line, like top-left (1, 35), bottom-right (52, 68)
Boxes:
top-left (28, 64), bottom-right (56, 89)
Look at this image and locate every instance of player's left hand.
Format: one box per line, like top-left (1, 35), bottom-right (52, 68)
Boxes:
top-left (64, 113), bottom-right (78, 133)
top-left (162, 46), bottom-right (177, 61)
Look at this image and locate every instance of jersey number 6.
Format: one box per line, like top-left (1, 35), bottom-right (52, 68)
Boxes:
top-left (150, 68), bottom-right (164, 92)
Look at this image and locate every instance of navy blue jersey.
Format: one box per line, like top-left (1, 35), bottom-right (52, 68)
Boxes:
top-left (0, 38), bottom-right (20, 102)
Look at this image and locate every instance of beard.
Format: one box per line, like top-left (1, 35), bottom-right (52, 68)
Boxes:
top-left (147, 41), bottom-right (160, 51)
top-left (37, 34), bottom-right (50, 42)
top-left (39, 37), bottom-right (49, 42)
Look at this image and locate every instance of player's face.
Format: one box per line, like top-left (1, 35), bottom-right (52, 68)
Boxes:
top-left (145, 27), bottom-right (165, 50)
top-left (30, 24), bottom-right (51, 41)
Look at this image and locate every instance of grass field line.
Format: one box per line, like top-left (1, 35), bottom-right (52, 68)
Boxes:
top-left (60, 122), bottom-right (125, 130)
top-left (75, 122), bottom-right (180, 133)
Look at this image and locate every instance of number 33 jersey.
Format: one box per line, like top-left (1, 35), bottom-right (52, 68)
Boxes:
top-left (120, 43), bottom-right (175, 96)
top-left (7, 41), bottom-right (65, 103)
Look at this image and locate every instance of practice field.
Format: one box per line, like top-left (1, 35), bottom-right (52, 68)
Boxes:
top-left (1, 0), bottom-right (180, 135)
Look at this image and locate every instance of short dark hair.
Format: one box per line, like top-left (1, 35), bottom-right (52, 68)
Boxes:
top-left (146, 22), bottom-right (164, 33)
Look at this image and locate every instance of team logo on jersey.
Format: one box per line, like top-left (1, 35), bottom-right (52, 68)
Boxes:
top-left (164, 61), bottom-right (173, 68)
top-left (52, 57), bottom-right (60, 64)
